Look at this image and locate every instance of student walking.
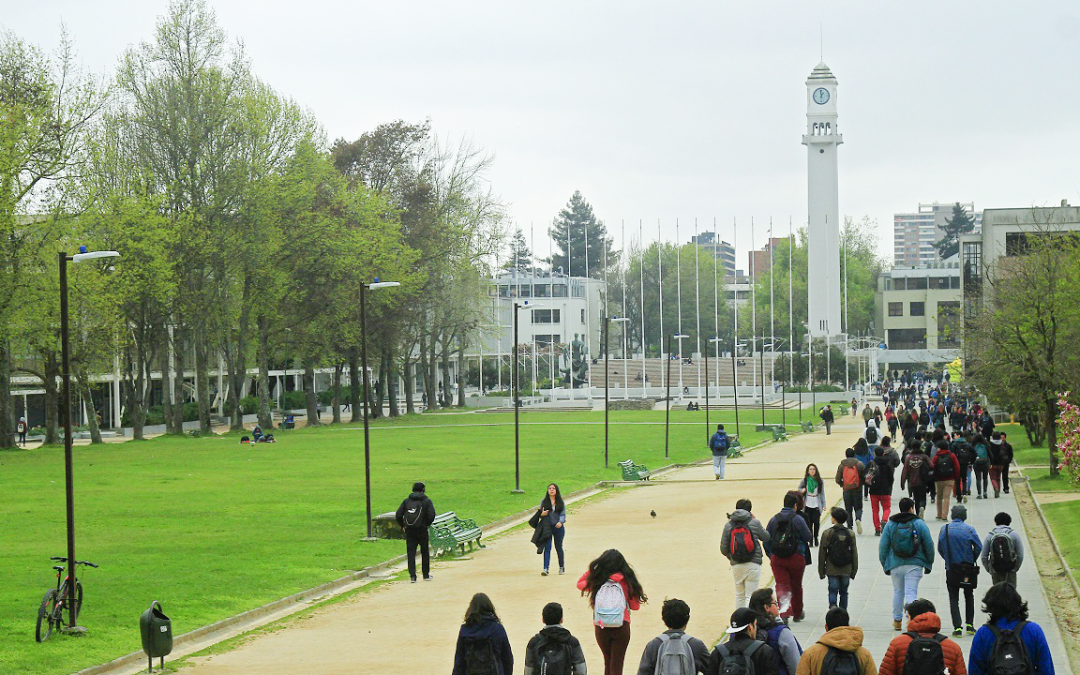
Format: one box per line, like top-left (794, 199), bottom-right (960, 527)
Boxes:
top-left (577, 549), bottom-right (647, 675)
top-left (968, 583), bottom-right (1056, 675)
top-left (794, 607), bottom-right (877, 675)
top-left (818, 507), bottom-right (858, 610)
top-left (766, 493), bottom-right (813, 622)
top-left (998, 432), bottom-right (1015, 494)
top-left (937, 504), bottom-right (983, 636)
top-left (836, 448), bottom-right (866, 534)
top-left (538, 483), bottom-right (566, 576)
top-left (635, 598), bottom-right (709, 675)
top-left (523, 602), bottom-right (587, 675)
top-left (820, 405), bottom-right (835, 435)
top-left (452, 593), bottom-right (514, 675)
top-left (749, 588), bottom-right (803, 675)
top-left (867, 446), bottom-right (897, 536)
top-left (707, 608), bottom-right (778, 675)
top-left (988, 433), bottom-right (1007, 498)
top-left (720, 499), bottom-right (771, 608)
top-left (395, 481), bottom-right (436, 582)
top-left (900, 439), bottom-right (933, 518)
top-left (879, 497), bottom-right (934, 631)
top-left (798, 464), bottom-right (826, 546)
top-left (709, 424), bottom-right (731, 480)
top-left (981, 512), bottom-right (1024, 587)
top-left (17, 416), bottom-right (27, 445)
top-left (930, 441), bottom-right (961, 520)
top-left (877, 598), bottom-right (967, 675)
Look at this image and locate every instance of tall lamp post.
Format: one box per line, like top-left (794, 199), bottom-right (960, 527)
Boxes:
top-left (706, 336), bottom-right (722, 444)
top-left (757, 334), bottom-right (773, 427)
top-left (604, 316), bottom-right (629, 467)
top-left (731, 340), bottom-right (745, 439)
top-left (59, 247), bottom-right (120, 631)
top-left (664, 333), bottom-right (689, 458)
top-left (511, 301), bottom-right (548, 492)
top-left (361, 278), bottom-right (400, 539)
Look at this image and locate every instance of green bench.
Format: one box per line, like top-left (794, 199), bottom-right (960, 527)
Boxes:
top-left (618, 459), bottom-right (651, 481)
top-left (801, 420), bottom-right (815, 433)
top-left (727, 436), bottom-right (744, 458)
top-left (429, 511), bottom-right (484, 557)
top-left (838, 405), bottom-right (849, 416)
top-left (771, 426), bottom-right (790, 442)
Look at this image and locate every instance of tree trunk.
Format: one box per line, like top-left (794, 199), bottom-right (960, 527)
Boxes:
top-left (440, 347), bottom-right (452, 407)
top-left (348, 348), bottom-right (362, 423)
top-left (331, 362), bottom-right (343, 424)
top-left (403, 359), bottom-right (415, 414)
top-left (456, 339), bottom-right (466, 407)
top-left (171, 326), bottom-right (186, 433)
top-left (1047, 397), bottom-right (1060, 477)
top-left (159, 329), bottom-right (176, 435)
top-left (387, 349), bottom-right (400, 418)
top-left (225, 334), bottom-right (247, 432)
top-left (43, 352), bottom-right (61, 445)
top-left (124, 344), bottom-right (147, 441)
top-left (303, 363), bottom-right (322, 426)
top-left (256, 315), bottom-right (274, 429)
top-left (78, 374), bottom-right (103, 444)
top-left (371, 358), bottom-right (385, 419)
top-left (194, 332), bottom-right (212, 434)
top-left (0, 340), bottom-right (13, 449)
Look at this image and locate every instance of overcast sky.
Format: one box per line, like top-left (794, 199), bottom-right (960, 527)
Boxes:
top-left (5, 1), bottom-right (1080, 264)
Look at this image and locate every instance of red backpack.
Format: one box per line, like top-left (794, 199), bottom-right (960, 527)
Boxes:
top-left (843, 464), bottom-right (861, 489)
top-left (729, 524), bottom-right (757, 563)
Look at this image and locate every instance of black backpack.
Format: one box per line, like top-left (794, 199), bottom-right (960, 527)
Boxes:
top-left (819, 645), bottom-right (859, 675)
top-left (772, 518), bottom-right (799, 558)
top-left (826, 526), bottom-right (854, 567)
top-left (989, 532), bottom-right (1019, 574)
top-left (902, 632), bottom-right (945, 675)
top-left (986, 621), bottom-right (1032, 675)
top-left (464, 637), bottom-right (498, 675)
top-left (715, 640), bottom-right (761, 675)
top-left (933, 454), bottom-right (954, 481)
top-left (403, 500), bottom-right (426, 528)
top-left (533, 635), bottom-right (572, 675)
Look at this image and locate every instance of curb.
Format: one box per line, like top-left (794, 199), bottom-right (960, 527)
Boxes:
top-left (1016, 466), bottom-right (1080, 602)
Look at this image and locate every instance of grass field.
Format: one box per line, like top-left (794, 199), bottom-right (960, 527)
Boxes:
top-left (0, 407), bottom-right (812, 675)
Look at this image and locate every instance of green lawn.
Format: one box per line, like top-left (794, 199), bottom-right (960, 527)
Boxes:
top-left (1042, 500), bottom-right (1080, 583)
top-left (0, 408), bottom-right (799, 675)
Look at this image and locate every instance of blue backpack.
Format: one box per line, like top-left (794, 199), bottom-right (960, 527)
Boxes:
top-left (711, 432), bottom-right (730, 454)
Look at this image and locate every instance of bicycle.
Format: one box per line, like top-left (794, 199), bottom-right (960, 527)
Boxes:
top-left (36, 556), bottom-right (98, 642)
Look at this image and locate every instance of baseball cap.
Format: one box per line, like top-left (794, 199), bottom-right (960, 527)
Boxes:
top-left (725, 607), bottom-right (757, 634)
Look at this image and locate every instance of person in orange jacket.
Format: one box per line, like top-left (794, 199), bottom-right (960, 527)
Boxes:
top-left (877, 598), bottom-right (966, 675)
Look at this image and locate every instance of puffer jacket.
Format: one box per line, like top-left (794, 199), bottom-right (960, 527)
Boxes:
top-left (878, 612), bottom-right (966, 675)
top-left (795, 625), bottom-right (878, 675)
top-left (721, 509), bottom-right (771, 565)
top-left (879, 512), bottom-right (934, 572)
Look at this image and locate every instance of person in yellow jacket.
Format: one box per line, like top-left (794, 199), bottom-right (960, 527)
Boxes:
top-left (796, 607), bottom-right (877, 675)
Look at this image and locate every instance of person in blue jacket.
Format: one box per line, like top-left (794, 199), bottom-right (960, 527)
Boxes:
top-left (968, 582), bottom-right (1055, 675)
top-left (879, 497), bottom-right (934, 631)
top-left (452, 593), bottom-right (514, 675)
top-left (937, 503), bottom-right (983, 636)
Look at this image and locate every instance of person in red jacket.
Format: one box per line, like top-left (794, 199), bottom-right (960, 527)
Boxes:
top-left (878, 598), bottom-right (966, 675)
top-left (577, 549), bottom-right (646, 675)
top-left (929, 441), bottom-right (961, 521)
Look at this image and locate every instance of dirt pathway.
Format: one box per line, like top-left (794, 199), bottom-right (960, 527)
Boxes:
top-left (174, 417), bottom-right (856, 674)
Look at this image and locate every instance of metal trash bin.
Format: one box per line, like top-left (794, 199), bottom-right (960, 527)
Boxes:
top-left (139, 601), bottom-right (173, 672)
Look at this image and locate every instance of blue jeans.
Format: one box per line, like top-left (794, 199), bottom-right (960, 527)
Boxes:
top-left (713, 454), bottom-right (727, 479)
top-left (890, 564), bottom-right (924, 621)
top-left (543, 524), bottom-right (565, 570)
top-left (827, 575), bottom-right (850, 609)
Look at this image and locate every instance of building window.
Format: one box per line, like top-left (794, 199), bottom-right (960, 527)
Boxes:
top-left (888, 302), bottom-right (904, 317)
top-left (888, 328), bottom-right (927, 350)
top-left (893, 278), bottom-right (907, 291)
top-left (533, 334), bottom-right (559, 346)
top-left (552, 283), bottom-right (568, 298)
top-left (580, 309), bottom-right (586, 323)
top-left (531, 309), bottom-right (561, 324)
top-left (910, 302), bottom-right (925, 317)
top-left (907, 277), bottom-right (928, 290)
top-left (937, 301), bottom-right (961, 347)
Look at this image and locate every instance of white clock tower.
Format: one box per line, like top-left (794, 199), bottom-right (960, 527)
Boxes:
top-left (802, 62), bottom-right (843, 339)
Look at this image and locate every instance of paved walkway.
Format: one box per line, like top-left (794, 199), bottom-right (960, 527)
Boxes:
top-left (164, 413), bottom-right (1068, 674)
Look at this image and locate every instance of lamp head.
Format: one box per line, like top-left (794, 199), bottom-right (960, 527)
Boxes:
top-left (72, 249), bottom-right (121, 263)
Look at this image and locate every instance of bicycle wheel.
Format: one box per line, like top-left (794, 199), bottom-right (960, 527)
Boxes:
top-left (36, 590), bottom-right (58, 642)
top-left (73, 581), bottom-right (83, 621)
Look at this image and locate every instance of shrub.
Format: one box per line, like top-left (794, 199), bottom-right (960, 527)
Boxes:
top-left (281, 390), bottom-right (306, 410)
top-left (239, 396), bottom-right (258, 415)
top-left (1056, 392), bottom-right (1080, 486)
top-left (182, 402), bottom-right (200, 422)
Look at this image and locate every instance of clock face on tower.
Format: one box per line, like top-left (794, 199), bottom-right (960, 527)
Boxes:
top-left (813, 87), bottom-right (830, 105)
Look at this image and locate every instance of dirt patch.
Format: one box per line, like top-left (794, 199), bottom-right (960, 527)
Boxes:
top-left (1013, 479), bottom-right (1080, 671)
top-left (1031, 492), bottom-right (1080, 504)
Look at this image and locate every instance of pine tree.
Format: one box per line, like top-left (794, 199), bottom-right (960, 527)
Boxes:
top-left (502, 228), bottom-right (532, 269)
top-left (547, 191), bottom-right (617, 278)
top-left (934, 202), bottom-right (977, 259)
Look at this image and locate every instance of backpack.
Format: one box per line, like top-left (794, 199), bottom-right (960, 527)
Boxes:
top-left (974, 443), bottom-right (990, 465)
top-left (890, 519), bottom-right (920, 559)
top-left (907, 456), bottom-right (931, 485)
top-left (864, 461), bottom-right (879, 486)
top-left (826, 527), bottom-right (854, 568)
top-left (932, 455), bottom-right (954, 481)
top-left (986, 621), bottom-right (1032, 675)
top-left (533, 635), bottom-right (573, 675)
top-left (654, 631), bottom-right (696, 675)
top-left (842, 464), bottom-right (861, 490)
top-left (988, 532), bottom-right (1019, 573)
top-left (463, 637), bottom-right (498, 675)
top-left (711, 432), bottom-right (730, 454)
top-left (403, 500), bottom-right (426, 528)
top-left (902, 632), bottom-right (946, 675)
top-left (729, 524), bottom-right (757, 564)
top-left (772, 517), bottom-right (800, 558)
top-left (715, 640), bottom-right (762, 675)
top-left (593, 579), bottom-right (627, 627)
top-left (819, 645), bottom-right (859, 675)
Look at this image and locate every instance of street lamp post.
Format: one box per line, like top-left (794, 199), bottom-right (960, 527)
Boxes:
top-left (360, 279), bottom-right (400, 539)
top-left (732, 340), bottom-right (745, 438)
top-left (758, 334), bottom-right (770, 427)
top-left (665, 334), bottom-right (689, 458)
top-left (604, 316), bottom-right (629, 467)
top-left (59, 247), bottom-right (120, 631)
top-left (707, 337), bottom-right (722, 444)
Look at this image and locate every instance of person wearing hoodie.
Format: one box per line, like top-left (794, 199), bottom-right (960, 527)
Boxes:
top-left (820, 405), bottom-right (835, 435)
top-left (938, 504), bottom-right (984, 636)
top-left (636, 598), bottom-right (709, 675)
top-left (951, 433), bottom-right (976, 500)
top-left (395, 481), bottom-right (437, 582)
top-left (749, 588), bottom-right (802, 675)
top-left (818, 507), bottom-right (859, 610)
top-left (766, 493), bottom-right (814, 622)
top-left (452, 593), bottom-right (514, 675)
top-left (981, 512), bottom-right (1025, 587)
top-left (835, 448), bottom-right (866, 534)
top-left (877, 598), bottom-right (967, 675)
top-left (577, 549), bottom-right (646, 675)
top-left (900, 439), bottom-right (933, 518)
top-left (988, 432), bottom-right (1007, 498)
top-left (930, 441), bottom-right (961, 520)
top-left (524, 602), bottom-right (587, 675)
top-left (879, 497), bottom-right (935, 631)
top-left (795, 607), bottom-right (877, 675)
top-left (867, 446), bottom-right (897, 536)
top-left (798, 464), bottom-right (826, 547)
top-left (720, 498), bottom-right (771, 608)
top-left (968, 583), bottom-right (1055, 675)
top-left (707, 607), bottom-right (778, 675)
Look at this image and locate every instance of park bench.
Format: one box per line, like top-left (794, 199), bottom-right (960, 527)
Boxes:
top-left (430, 511), bottom-right (484, 557)
top-left (727, 435), bottom-right (744, 458)
top-left (771, 426), bottom-right (790, 442)
top-left (838, 405), bottom-right (849, 416)
top-left (801, 420), bottom-right (815, 433)
top-left (618, 459), bottom-right (651, 481)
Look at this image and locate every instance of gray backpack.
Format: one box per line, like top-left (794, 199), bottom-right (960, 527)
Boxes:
top-left (654, 632), bottom-right (696, 675)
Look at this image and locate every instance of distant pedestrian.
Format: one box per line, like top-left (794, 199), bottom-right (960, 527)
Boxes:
top-left (17, 416), bottom-right (27, 445)
top-left (901, 440), bottom-right (933, 518)
top-left (794, 607), bottom-right (878, 675)
top-left (930, 441), bottom-right (961, 520)
top-left (577, 549), bottom-right (647, 675)
top-left (820, 405), bottom-right (834, 435)
top-left (537, 483), bottom-right (566, 576)
top-left (981, 512), bottom-right (1024, 587)
top-left (721, 498), bottom-right (771, 607)
top-left (523, 602), bottom-right (587, 675)
top-left (867, 446), bottom-right (897, 536)
top-left (988, 433), bottom-right (1007, 498)
top-left (709, 424), bottom-right (731, 480)
top-left (818, 507), bottom-right (858, 610)
top-left (968, 583), bottom-right (1055, 675)
top-left (749, 588), bottom-right (802, 675)
top-left (395, 481), bottom-right (436, 582)
top-left (706, 607), bottom-right (777, 675)
top-left (938, 504), bottom-right (983, 636)
top-left (851, 398), bottom-right (859, 417)
top-left (879, 497), bottom-right (934, 631)
top-left (862, 404), bottom-right (874, 425)
top-left (835, 448), bottom-right (866, 534)
top-left (998, 432), bottom-right (1014, 494)
top-left (766, 493), bottom-right (813, 622)
top-left (452, 592), bottom-right (514, 675)
top-left (798, 464), bottom-right (826, 546)
top-left (635, 598), bottom-right (709, 675)
top-left (877, 598), bottom-right (967, 675)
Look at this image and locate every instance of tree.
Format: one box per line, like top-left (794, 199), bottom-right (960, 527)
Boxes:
top-left (502, 228), bottom-right (532, 269)
top-left (934, 202), bottom-right (976, 260)
top-left (548, 191), bottom-right (616, 278)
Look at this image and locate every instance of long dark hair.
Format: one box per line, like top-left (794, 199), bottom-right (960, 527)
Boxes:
top-left (748, 588), bottom-right (778, 629)
top-left (543, 483), bottom-right (565, 513)
top-left (804, 464), bottom-right (821, 488)
top-left (581, 549), bottom-right (647, 606)
top-left (853, 438), bottom-right (869, 456)
top-left (982, 582), bottom-right (1029, 623)
top-left (463, 592), bottom-right (500, 625)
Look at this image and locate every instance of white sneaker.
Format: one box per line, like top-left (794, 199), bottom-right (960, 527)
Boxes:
top-left (856, 521), bottom-right (863, 534)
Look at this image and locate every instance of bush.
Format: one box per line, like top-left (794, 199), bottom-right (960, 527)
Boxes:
top-left (239, 396), bottom-right (258, 415)
top-left (182, 402), bottom-right (200, 422)
top-left (317, 387), bottom-right (351, 406)
top-left (281, 390), bottom-right (306, 410)
top-left (121, 406), bottom-right (166, 427)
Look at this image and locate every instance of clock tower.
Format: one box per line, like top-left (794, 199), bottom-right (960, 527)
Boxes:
top-left (802, 62), bottom-right (843, 339)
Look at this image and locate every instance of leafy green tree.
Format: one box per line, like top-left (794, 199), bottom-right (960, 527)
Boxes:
top-left (548, 191), bottom-right (616, 278)
top-left (502, 228), bottom-right (532, 269)
top-left (934, 202), bottom-right (976, 260)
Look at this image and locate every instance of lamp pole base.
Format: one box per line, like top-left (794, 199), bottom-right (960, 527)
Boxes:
top-left (60, 625), bottom-right (88, 636)
top-left (360, 537), bottom-right (380, 543)
top-left (511, 489), bottom-right (525, 494)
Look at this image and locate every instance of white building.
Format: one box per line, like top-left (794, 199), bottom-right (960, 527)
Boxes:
top-left (894, 202), bottom-right (982, 267)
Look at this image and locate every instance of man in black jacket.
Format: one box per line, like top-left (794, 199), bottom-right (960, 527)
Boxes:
top-left (395, 481), bottom-right (436, 582)
top-left (524, 603), bottom-right (587, 675)
top-left (707, 607), bottom-right (778, 674)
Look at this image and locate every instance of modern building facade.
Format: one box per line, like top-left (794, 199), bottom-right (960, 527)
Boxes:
top-left (874, 263), bottom-right (963, 372)
top-left (691, 231), bottom-right (736, 279)
top-left (893, 202), bottom-right (982, 267)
